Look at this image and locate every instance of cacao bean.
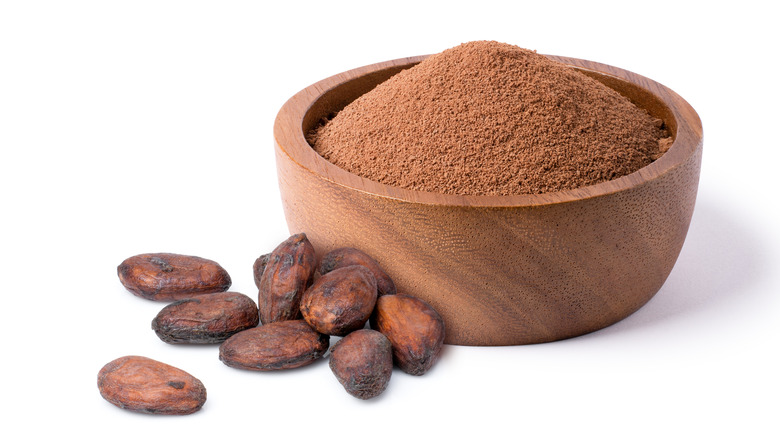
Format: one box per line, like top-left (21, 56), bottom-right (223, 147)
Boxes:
top-left (117, 253), bottom-right (231, 301)
top-left (300, 265), bottom-right (377, 336)
top-left (257, 234), bottom-right (316, 324)
top-left (319, 247), bottom-right (396, 296)
top-left (152, 292), bottom-right (259, 344)
top-left (252, 253), bottom-right (270, 289)
top-left (370, 294), bottom-right (445, 376)
top-left (219, 319), bottom-right (329, 371)
top-left (97, 356), bottom-right (206, 415)
top-left (329, 329), bottom-right (393, 400)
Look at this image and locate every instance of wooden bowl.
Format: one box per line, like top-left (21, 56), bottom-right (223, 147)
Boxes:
top-left (273, 55), bottom-right (703, 346)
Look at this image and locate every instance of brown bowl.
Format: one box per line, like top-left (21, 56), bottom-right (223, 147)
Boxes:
top-left (273, 54), bottom-right (703, 346)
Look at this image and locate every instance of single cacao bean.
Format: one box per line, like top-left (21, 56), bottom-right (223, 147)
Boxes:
top-left (257, 234), bottom-right (316, 324)
top-left (219, 320), bottom-right (329, 371)
top-left (117, 253), bottom-right (231, 301)
top-left (252, 253), bottom-right (271, 289)
top-left (152, 292), bottom-right (259, 344)
top-left (300, 265), bottom-right (377, 336)
top-left (97, 356), bottom-right (207, 415)
top-left (319, 247), bottom-right (396, 296)
top-left (370, 294), bottom-right (445, 376)
top-left (329, 329), bottom-right (393, 400)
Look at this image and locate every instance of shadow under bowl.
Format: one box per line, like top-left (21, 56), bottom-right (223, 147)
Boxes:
top-left (273, 54), bottom-right (703, 346)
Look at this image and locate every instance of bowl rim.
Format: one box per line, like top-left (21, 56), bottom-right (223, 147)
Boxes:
top-left (274, 54), bottom-right (703, 208)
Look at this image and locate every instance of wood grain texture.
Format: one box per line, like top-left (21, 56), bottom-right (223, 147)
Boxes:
top-left (273, 55), bottom-right (703, 346)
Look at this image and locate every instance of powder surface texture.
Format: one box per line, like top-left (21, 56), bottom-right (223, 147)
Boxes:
top-left (308, 41), bottom-right (672, 196)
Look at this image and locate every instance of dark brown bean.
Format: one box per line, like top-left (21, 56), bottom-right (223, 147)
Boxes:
top-left (370, 294), bottom-right (445, 376)
top-left (257, 234), bottom-right (316, 324)
top-left (300, 265), bottom-right (377, 336)
top-left (252, 253), bottom-right (271, 289)
top-left (97, 356), bottom-right (206, 415)
top-left (152, 292), bottom-right (259, 344)
top-left (319, 247), bottom-right (396, 296)
top-left (219, 320), bottom-right (329, 371)
top-left (117, 253), bottom-right (231, 301)
top-left (329, 329), bottom-right (393, 400)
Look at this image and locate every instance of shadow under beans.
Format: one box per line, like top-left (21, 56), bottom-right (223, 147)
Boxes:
top-left (577, 199), bottom-right (767, 339)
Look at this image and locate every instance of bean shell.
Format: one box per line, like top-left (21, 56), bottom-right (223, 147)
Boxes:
top-left (370, 294), bottom-right (445, 376)
top-left (300, 265), bottom-right (378, 336)
top-left (117, 253), bottom-right (231, 301)
top-left (152, 292), bottom-right (259, 344)
top-left (252, 253), bottom-right (271, 289)
top-left (329, 329), bottom-right (393, 400)
top-left (319, 247), bottom-right (396, 296)
top-left (257, 234), bottom-right (316, 324)
top-left (219, 320), bottom-right (329, 371)
top-left (97, 356), bottom-right (206, 415)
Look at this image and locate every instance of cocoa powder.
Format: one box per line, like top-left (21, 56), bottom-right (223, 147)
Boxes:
top-left (308, 41), bottom-right (672, 196)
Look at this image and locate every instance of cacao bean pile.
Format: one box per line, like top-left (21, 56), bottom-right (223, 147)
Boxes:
top-left (98, 233), bottom-right (445, 414)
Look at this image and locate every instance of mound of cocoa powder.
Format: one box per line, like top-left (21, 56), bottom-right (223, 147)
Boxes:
top-left (308, 41), bottom-right (673, 196)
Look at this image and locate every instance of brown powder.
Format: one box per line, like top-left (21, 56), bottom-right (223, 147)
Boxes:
top-left (308, 41), bottom-right (672, 196)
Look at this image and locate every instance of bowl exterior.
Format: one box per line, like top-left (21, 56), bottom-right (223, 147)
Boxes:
top-left (273, 55), bottom-right (703, 346)
top-left (275, 142), bottom-right (701, 345)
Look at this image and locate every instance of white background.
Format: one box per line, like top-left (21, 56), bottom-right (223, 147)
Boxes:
top-left (1, 1), bottom-right (778, 436)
